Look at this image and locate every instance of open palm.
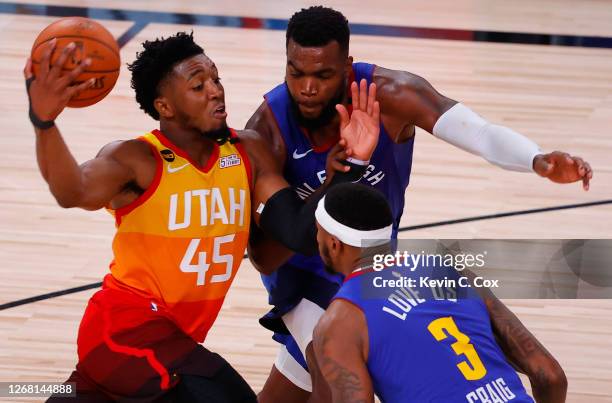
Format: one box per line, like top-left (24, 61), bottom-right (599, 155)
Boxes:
top-left (336, 79), bottom-right (380, 161)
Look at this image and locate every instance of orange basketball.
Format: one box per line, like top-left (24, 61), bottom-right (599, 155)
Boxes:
top-left (31, 17), bottom-right (120, 108)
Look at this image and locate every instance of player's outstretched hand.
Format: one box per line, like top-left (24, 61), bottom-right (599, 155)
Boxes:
top-left (533, 151), bottom-right (593, 191)
top-left (336, 79), bottom-right (380, 161)
top-left (24, 39), bottom-right (94, 122)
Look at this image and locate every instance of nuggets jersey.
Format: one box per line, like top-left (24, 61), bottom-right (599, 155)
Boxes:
top-left (106, 129), bottom-right (252, 343)
top-left (261, 62), bottom-right (414, 309)
top-left (334, 265), bottom-right (533, 403)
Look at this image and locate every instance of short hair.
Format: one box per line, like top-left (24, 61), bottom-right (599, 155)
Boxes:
top-left (286, 6), bottom-right (350, 54)
top-left (128, 32), bottom-right (203, 120)
top-left (324, 183), bottom-right (393, 231)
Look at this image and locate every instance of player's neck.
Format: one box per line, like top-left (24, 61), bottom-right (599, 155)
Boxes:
top-left (349, 243), bottom-right (393, 275)
top-left (159, 121), bottom-right (218, 168)
top-left (304, 118), bottom-right (340, 148)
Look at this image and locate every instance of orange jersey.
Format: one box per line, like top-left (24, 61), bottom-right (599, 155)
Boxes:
top-left (106, 129), bottom-right (252, 342)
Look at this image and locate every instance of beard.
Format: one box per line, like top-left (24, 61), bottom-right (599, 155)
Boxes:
top-left (287, 80), bottom-right (346, 131)
top-left (320, 243), bottom-right (338, 275)
top-left (202, 122), bottom-right (231, 143)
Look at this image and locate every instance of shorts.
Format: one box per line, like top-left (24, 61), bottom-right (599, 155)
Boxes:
top-left (47, 284), bottom-right (256, 402)
top-left (260, 266), bottom-right (341, 392)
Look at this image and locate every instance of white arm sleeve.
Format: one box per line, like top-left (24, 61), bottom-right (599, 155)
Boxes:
top-left (432, 103), bottom-right (542, 172)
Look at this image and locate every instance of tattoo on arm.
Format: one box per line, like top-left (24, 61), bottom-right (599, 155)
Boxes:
top-left (320, 355), bottom-right (368, 403)
top-left (486, 295), bottom-right (554, 373)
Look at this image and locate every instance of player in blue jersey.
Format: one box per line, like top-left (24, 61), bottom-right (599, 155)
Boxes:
top-left (245, 6), bottom-right (589, 401)
top-left (311, 183), bottom-right (567, 403)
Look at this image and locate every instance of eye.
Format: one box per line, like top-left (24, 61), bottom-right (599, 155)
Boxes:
top-left (193, 83), bottom-right (203, 91)
top-left (214, 77), bottom-right (222, 84)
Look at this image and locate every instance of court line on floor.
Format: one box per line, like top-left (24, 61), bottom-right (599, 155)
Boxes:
top-left (1, 198), bottom-right (610, 311)
top-left (1, 1), bottom-right (612, 48)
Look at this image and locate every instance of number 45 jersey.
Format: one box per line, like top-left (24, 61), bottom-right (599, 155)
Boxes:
top-left (107, 129), bottom-right (252, 343)
top-left (334, 264), bottom-right (534, 403)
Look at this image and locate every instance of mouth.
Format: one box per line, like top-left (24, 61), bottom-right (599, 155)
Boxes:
top-left (298, 102), bottom-right (321, 114)
top-left (213, 104), bottom-right (227, 119)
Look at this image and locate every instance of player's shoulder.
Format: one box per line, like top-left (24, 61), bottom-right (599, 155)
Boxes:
top-left (246, 101), bottom-right (285, 150)
top-left (234, 129), bottom-right (272, 165)
top-left (95, 138), bottom-right (155, 167)
top-left (373, 65), bottom-right (431, 96)
top-left (317, 298), bottom-right (366, 337)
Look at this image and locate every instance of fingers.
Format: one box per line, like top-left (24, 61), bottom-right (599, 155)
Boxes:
top-left (335, 104), bottom-right (350, 129)
top-left (372, 100), bottom-right (380, 124)
top-left (67, 77), bottom-right (95, 99)
top-left (50, 42), bottom-right (77, 80)
top-left (332, 150), bottom-right (350, 172)
top-left (39, 38), bottom-right (57, 78)
top-left (573, 156), bottom-right (592, 191)
top-left (359, 78), bottom-right (367, 111)
top-left (350, 81), bottom-right (358, 110)
top-left (61, 58), bottom-right (91, 87)
top-left (366, 82), bottom-right (377, 116)
top-left (23, 58), bottom-right (33, 79)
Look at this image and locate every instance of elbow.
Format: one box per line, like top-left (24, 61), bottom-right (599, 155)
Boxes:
top-left (546, 363), bottom-right (568, 393)
top-left (53, 194), bottom-right (79, 209)
top-left (50, 188), bottom-right (85, 209)
top-left (247, 242), bottom-right (278, 275)
top-left (531, 359), bottom-right (568, 399)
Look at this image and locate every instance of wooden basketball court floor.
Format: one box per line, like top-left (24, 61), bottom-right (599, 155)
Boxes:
top-left (0, 0), bottom-right (611, 401)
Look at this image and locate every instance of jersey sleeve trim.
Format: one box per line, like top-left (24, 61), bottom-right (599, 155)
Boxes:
top-left (113, 136), bottom-right (163, 226)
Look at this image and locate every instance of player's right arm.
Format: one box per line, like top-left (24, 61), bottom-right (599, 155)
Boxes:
top-left (24, 40), bottom-right (150, 211)
top-left (313, 300), bottom-right (374, 403)
top-left (472, 281), bottom-right (568, 402)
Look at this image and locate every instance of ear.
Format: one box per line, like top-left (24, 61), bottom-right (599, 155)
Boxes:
top-left (330, 236), bottom-right (344, 257)
top-left (345, 55), bottom-right (353, 73)
top-left (154, 96), bottom-right (174, 119)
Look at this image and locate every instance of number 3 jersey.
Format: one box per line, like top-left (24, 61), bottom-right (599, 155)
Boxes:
top-left (334, 264), bottom-right (533, 403)
top-left (106, 129), bottom-right (252, 343)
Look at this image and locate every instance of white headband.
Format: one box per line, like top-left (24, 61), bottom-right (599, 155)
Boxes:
top-left (315, 196), bottom-right (392, 247)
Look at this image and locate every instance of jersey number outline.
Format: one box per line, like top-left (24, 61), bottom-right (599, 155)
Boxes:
top-left (427, 316), bottom-right (487, 380)
top-left (180, 234), bottom-right (235, 285)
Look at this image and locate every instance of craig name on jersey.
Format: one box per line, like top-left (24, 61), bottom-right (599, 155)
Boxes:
top-left (294, 164), bottom-right (386, 199)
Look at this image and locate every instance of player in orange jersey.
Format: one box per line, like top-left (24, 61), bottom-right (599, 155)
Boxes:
top-left (24, 32), bottom-right (380, 402)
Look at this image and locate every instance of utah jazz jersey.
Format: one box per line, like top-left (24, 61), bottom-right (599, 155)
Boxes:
top-left (334, 265), bottom-right (533, 403)
top-left (262, 62), bottom-right (414, 304)
top-left (106, 129), bottom-right (251, 343)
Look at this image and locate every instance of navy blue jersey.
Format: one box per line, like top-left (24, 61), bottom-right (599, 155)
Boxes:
top-left (334, 265), bottom-right (533, 403)
top-left (261, 63), bottom-right (414, 313)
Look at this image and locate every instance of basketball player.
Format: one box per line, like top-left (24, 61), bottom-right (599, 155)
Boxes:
top-left (311, 183), bottom-right (567, 402)
top-left (24, 32), bottom-right (379, 402)
top-left (245, 6), bottom-right (591, 402)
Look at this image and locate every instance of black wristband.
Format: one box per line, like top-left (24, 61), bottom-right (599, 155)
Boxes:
top-left (25, 77), bottom-right (55, 130)
top-left (330, 160), bottom-right (368, 185)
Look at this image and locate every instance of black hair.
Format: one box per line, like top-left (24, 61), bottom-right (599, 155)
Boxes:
top-left (324, 183), bottom-right (393, 231)
top-left (128, 32), bottom-right (203, 120)
top-left (286, 6), bottom-right (350, 54)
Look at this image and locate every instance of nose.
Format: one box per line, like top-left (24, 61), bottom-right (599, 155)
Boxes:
top-left (300, 77), bottom-right (317, 98)
top-left (206, 79), bottom-right (223, 100)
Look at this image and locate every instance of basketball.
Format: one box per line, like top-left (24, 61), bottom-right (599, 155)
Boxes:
top-left (30, 17), bottom-right (120, 108)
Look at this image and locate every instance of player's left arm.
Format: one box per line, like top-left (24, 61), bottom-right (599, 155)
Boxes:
top-left (241, 80), bottom-right (381, 259)
top-left (313, 300), bottom-right (374, 403)
top-left (483, 291), bottom-right (568, 403)
top-left (374, 66), bottom-right (593, 190)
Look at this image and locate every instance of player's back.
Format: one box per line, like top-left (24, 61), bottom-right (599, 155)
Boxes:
top-left (334, 264), bottom-right (533, 403)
